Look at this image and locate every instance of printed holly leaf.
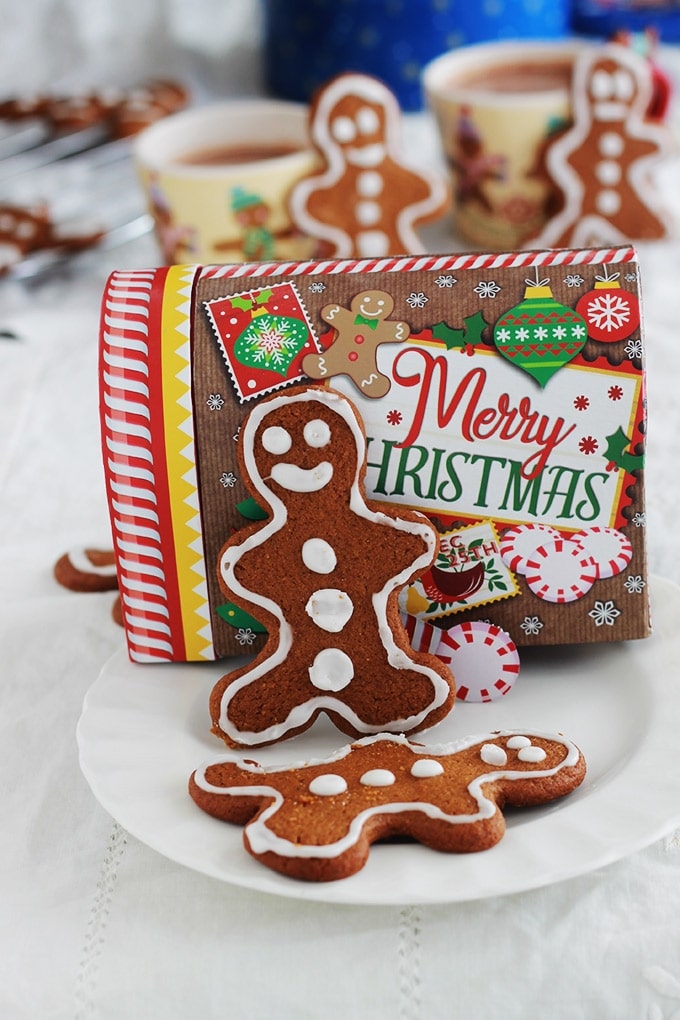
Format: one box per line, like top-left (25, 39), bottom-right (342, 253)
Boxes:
top-left (604, 427), bottom-right (644, 473)
top-left (216, 603), bottom-right (267, 632)
top-left (236, 497), bottom-right (268, 521)
top-left (230, 296), bottom-right (255, 311)
top-left (431, 311), bottom-right (488, 351)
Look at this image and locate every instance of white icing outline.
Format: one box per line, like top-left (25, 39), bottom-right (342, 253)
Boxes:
top-left (289, 73), bottom-right (449, 257)
top-left (218, 388), bottom-right (449, 745)
top-left (193, 730), bottom-right (582, 860)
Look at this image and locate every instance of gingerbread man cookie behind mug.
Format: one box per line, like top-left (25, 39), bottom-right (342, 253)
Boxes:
top-left (210, 385), bottom-right (455, 748)
top-left (531, 43), bottom-right (672, 248)
top-left (302, 289), bottom-right (409, 398)
top-left (289, 73), bottom-right (450, 258)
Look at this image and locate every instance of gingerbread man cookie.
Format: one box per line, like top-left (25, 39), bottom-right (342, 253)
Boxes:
top-left (302, 289), bottom-right (408, 398)
top-left (210, 385), bottom-right (455, 749)
top-left (288, 73), bottom-right (450, 258)
top-left (190, 730), bottom-right (586, 881)
top-left (531, 43), bottom-right (671, 248)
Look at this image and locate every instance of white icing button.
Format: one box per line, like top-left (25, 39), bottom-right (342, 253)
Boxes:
top-left (261, 425), bottom-right (291, 455)
top-left (596, 188), bottom-right (622, 215)
top-left (308, 648), bottom-right (354, 691)
top-left (599, 131), bottom-right (624, 158)
top-left (357, 230), bottom-right (389, 256)
top-left (302, 538), bottom-right (337, 575)
top-left (303, 418), bottom-right (331, 448)
top-left (480, 744), bottom-right (508, 767)
top-left (357, 170), bottom-right (383, 197)
top-left (356, 200), bottom-right (381, 226)
top-left (309, 773), bottom-right (348, 796)
top-left (360, 769), bottom-right (396, 787)
top-left (305, 589), bottom-right (354, 632)
top-left (518, 746), bottom-right (547, 763)
top-left (595, 159), bottom-right (621, 186)
top-left (410, 759), bottom-right (444, 778)
top-left (506, 735), bottom-right (532, 749)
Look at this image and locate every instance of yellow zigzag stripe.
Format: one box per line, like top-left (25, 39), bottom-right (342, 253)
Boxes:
top-left (161, 265), bottom-right (215, 660)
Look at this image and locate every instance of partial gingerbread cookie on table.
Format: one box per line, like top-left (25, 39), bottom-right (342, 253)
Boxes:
top-left (530, 43), bottom-right (672, 248)
top-left (189, 730), bottom-right (586, 882)
top-left (210, 385), bottom-right (455, 749)
top-left (54, 547), bottom-right (119, 593)
top-left (288, 72), bottom-right (450, 258)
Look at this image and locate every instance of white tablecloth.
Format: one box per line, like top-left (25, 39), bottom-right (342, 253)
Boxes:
top-left (2, 39), bottom-right (680, 1020)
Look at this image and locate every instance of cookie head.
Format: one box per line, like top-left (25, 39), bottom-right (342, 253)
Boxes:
top-left (242, 387), bottom-right (362, 506)
top-left (587, 55), bottom-right (643, 123)
top-left (349, 289), bottom-right (395, 321)
top-left (321, 85), bottom-right (390, 164)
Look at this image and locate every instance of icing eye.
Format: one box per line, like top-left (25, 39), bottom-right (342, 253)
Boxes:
top-left (304, 418), bottom-right (331, 448)
top-left (332, 115), bottom-right (356, 143)
top-left (356, 105), bottom-right (380, 135)
top-left (591, 69), bottom-right (613, 100)
top-left (262, 425), bottom-right (291, 455)
top-left (614, 69), bottom-right (634, 101)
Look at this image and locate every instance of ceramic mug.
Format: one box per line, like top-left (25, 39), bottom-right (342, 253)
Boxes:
top-left (133, 100), bottom-right (318, 265)
top-left (423, 41), bottom-right (587, 250)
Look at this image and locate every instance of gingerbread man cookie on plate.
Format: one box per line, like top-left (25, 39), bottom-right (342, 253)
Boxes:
top-left (531, 43), bottom-right (672, 248)
top-left (210, 385), bottom-right (455, 748)
top-left (289, 73), bottom-right (450, 258)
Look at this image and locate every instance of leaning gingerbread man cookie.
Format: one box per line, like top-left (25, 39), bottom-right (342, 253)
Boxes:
top-left (531, 43), bottom-right (672, 248)
top-left (288, 73), bottom-right (450, 258)
top-left (302, 289), bottom-right (409, 398)
top-left (210, 385), bottom-right (455, 748)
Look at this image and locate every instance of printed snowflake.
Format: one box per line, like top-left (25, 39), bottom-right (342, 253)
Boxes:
top-left (386, 409), bottom-right (403, 426)
top-left (624, 273), bottom-right (637, 282)
top-left (608, 384), bottom-right (623, 401)
top-left (206, 393), bottom-right (224, 411)
top-left (406, 291), bottom-right (428, 308)
top-left (579, 435), bottom-right (598, 455)
top-left (552, 325), bottom-right (567, 339)
top-left (474, 280), bottom-right (501, 299)
top-left (564, 274), bottom-right (584, 287)
top-left (219, 472), bottom-right (237, 488)
top-left (434, 275), bottom-right (457, 288)
top-left (632, 511), bottom-right (646, 527)
top-left (574, 394), bottom-right (590, 411)
top-left (625, 337), bottom-right (643, 360)
top-left (235, 628), bottom-right (257, 646)
top-left (520, 615), bottom-right (544, 636)
top-left (588, 600), bottom-right (621, 627)
top-left (624, 574), bottom-right (646, 593)
top-left (309, 282), bottom-right (326, 293)
top-left (584, 291), bottom-right (632, 333)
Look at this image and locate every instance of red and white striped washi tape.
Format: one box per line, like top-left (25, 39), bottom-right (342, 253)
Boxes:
top-left (401, 613), bottom-right (442, 655)
top-left (524, 538), bottom-right (598, 604)
top-left (100, 268), bottom-right (177, 662)
top-left (199, 245), bottom-right (636, 282)
top-left (436, 621), bottom-right (520, 703)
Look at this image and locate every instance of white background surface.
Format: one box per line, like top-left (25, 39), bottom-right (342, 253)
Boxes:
top-left (2, 7), bottom-right (680, 1018)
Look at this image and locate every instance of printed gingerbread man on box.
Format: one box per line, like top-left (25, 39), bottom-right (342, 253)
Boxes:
top-left (210, 385), bottom-right (454, 748)
top-left (289, 72), bottom-right (450, 258)
top-left (531, 43), bottom-right (671, 248)
top-left (302, 288), bottom-right (409, 398)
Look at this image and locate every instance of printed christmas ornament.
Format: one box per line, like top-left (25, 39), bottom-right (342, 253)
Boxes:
top-left (494, 275), bottom-right (587, 387)
top-left (575, 270), bottom-right (640, 343)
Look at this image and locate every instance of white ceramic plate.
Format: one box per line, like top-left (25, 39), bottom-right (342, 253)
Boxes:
top-left (77, 575), bottom-right (680, 905)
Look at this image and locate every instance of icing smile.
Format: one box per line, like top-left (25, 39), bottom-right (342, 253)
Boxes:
top-left (270, 460), bottom-right (334, 492)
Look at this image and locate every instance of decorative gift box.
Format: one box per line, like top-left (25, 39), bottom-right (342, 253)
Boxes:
top-left (99, 245), bottom-right (650, 663)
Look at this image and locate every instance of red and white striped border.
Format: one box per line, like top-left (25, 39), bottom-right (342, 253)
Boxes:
top-left (100, 269), bottom-right (176, 662)
top-left (199, 245), bottom-right (636, 281)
